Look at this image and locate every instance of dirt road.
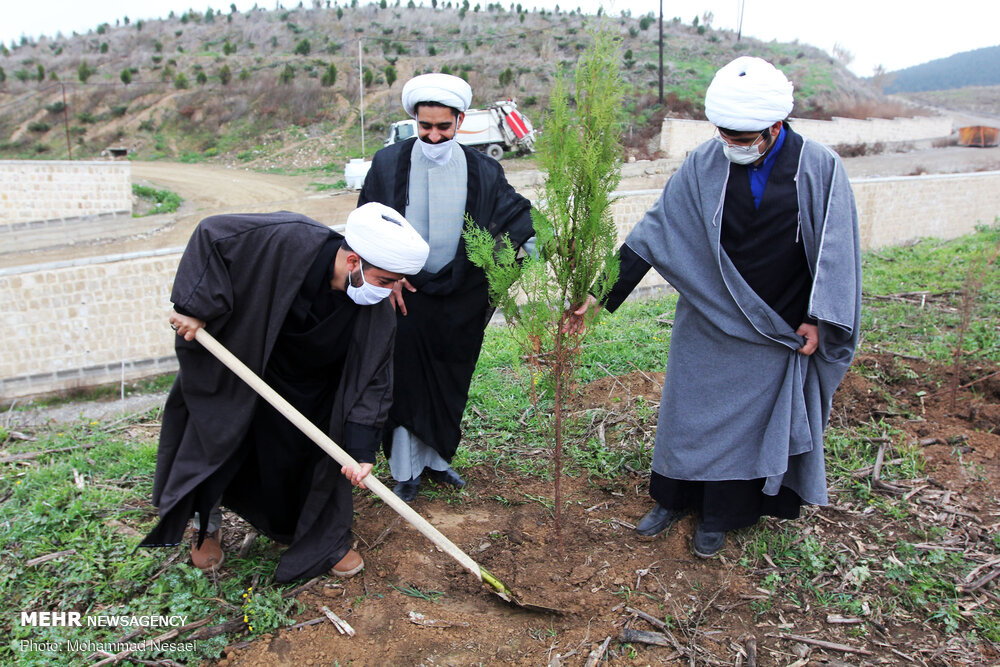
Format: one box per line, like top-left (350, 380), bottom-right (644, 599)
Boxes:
top-left (4, 143), bottom-right (998, 269)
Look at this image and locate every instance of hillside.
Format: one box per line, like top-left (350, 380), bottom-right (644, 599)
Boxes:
top-left (882, 45), bottom-right (1000, 94)
top-left (1, 4), bottom-right (899, 168)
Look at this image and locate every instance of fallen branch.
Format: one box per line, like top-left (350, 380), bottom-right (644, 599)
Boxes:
top-left (0, 443), bottom-right (97, 463)
top-left (282, 575), bottom-right (321, 600)
top-left (744, 635), bottom-right (757, 667)
top-left (766, 633), bottom-right (873, 655)
top-left (625, 606), bottom-right (666, 630)
top-left (26, 549), bottom-right (77, 567)
top-left (621, 628), bottom-right (673, 648)
top-left (237, 530), bottom-right (258, 559)
top-left (321, 605), bottom-right (355, 637)
top-left (961, 567), bottom-right (1000, 593)
top-left (583, 636), bottom-right (611, 667)
top-left (407, 610), bottom-right (468, 629)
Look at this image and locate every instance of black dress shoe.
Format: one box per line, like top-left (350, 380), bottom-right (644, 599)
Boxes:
top-left (424, 467), bottom-right (466, 488)
top-left (635, 503), bottom-right (687, 536)
top-left (692, 523), bottom-right (726, 558)
top-left (393, 477), bottom-right (421, 503)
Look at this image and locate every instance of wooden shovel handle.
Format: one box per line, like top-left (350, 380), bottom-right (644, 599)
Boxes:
top-left (193, 327), bottom-right (483, 580)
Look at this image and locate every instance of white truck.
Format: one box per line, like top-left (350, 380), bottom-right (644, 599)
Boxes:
top-left (383, 100), bottom-right (536, 160)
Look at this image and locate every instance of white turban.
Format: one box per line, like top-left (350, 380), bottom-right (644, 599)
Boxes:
top-left (345, 203), bottom-right (429, 275)
top-left (401, 73), bottom-right (473, 118)
top-left (705, 57), bottom-right (794, 131)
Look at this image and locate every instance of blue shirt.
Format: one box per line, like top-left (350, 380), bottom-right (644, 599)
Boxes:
top-left (748, 124), bottom-right (786, 209)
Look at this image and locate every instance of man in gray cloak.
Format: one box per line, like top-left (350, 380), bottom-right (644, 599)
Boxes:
top-left (567, 56), bottom-right (861, 557)
top-left (140, 204), bottom-right (428, 581)
top-left (359, 73), bottom-right (534, 502)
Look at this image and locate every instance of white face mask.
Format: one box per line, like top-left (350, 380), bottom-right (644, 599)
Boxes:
top-left (717, 128), bottom-right (770, 165)
top-left (723, 144), bottom-right (764, 165)
top-left (418, 138), bottom-right (455, 166)
top-left (346, 259), bottom-right (392, 306)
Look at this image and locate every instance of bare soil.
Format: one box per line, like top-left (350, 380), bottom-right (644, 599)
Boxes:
top-left (210, 356), bottom-right (999, 666)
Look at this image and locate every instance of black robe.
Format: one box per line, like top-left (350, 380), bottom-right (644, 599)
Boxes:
top-left (358, 139), bottom-right (534, 461)
top-left (140, 211), bottom-right (396, 582)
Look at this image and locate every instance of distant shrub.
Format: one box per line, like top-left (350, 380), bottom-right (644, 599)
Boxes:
top-left (223, 40), bottom-right (237, 55)
top-left (219, 65), bottom-right (232, 85)
top-left (111, 104), bottom-right (128, 117)
top-left (498, 67), bottom-right (513, 86)
top-left (174, 73), bottom-right (189, 89)
top-left (45, 101), bottom-right (67, 113)
top-left (384, 65), bottom-right (397, 87)
top-left (0, 67), bottom-right (5, 84)
top-left (196, 70), bottom-right (208, 85)
top-left (76, 111), bottom-right (96, 123)
top-left (28, 121), bottom-right (51, 133)
top-left (78, 61), bottom-right (96, 83)
top-left (639, 15), bottom-right (653, 30)
top-left (138, 119), bottom-right (155, 132)
top-left (120, 68), bottom-right (132, 85)
top-left (279, 64), bottom-right (295, 84)
top-left (239, 69), bottom-right (250, 82)
top-left (321, 63), bottom-right (337, 87)
top-left (294, 39), bottom-right (311, 55)
top-left (100, 42), bottom-right (109, 54)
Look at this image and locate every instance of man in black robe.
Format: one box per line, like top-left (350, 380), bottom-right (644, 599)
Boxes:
top-left (358, 73), bottom-right (534, 502)
top-left (140, 204), bottom-right (429, 582)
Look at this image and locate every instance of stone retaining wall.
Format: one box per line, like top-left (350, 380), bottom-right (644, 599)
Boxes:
top-left (660, 116), bottom-right (955, 159)
top-left (2, 171), bottom-right (998, 400)
top-left (0, 160), bottom-right (131, 226)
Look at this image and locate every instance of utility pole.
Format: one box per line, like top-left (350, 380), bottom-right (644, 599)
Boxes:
top-left (358, 39), bottom-right (365, 159)
top-left (658, 0), bottom-right (664, 104)
top-left (61, 83), bottom-right (72, 160)
top-left (737, 0), bottom-right (745, 41)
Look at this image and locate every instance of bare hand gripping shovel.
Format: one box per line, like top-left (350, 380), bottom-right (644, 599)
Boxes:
top-left (193, 328), bottom-right (556, 612)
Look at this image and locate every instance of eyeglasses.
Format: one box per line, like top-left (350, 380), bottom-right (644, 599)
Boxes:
top-left (714, 128), bottom-right (768, 155)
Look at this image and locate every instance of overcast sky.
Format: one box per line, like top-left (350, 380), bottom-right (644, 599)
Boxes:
top-left (4, 0), bottom-right (999, 78)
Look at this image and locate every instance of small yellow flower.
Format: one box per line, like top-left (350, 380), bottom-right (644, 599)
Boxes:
top-left (244, 615), bottom-right (248, 623)
top-left (15, 480), bottom-right (21, 485)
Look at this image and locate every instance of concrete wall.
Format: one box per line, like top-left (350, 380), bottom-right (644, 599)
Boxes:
top-left (0, 160), bottom-right (131, 226)
top-left (2, 170), bottom-right (999, 400)
top-left (659, 116), bottom-right (955, 159)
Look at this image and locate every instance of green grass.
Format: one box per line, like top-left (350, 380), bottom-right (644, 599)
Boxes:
top-left (0, 418), bottom-right (299, 665)
top-left (131, 184), bottom-right (182, 217)
top-left (860, 223), bottom-right (1000, 361)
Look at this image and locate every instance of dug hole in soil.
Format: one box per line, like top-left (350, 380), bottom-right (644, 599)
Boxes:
top-left (217, 355), bottom-right (999, 666)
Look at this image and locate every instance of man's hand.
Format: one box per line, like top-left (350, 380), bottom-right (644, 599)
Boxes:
top-left (796, 323), bottom-right (819, 355)
top-left (389, 278), bottom-right (417, 315)
top-left (341, 462), bottom-right (374, 488)
top-left (169, 309), bottom-right (206, 342)
top-left (561, 294), bottom-right (600, 335)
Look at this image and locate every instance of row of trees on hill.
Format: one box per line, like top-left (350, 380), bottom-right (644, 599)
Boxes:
top-left (883, 45), bottom-right (1000, 93)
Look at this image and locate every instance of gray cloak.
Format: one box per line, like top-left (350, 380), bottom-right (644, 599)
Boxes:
top-left (624, 137), bottom-right (861, 505)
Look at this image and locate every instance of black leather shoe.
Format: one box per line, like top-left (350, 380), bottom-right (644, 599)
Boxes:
top-left (692, 523), bottom-right (726, 558)
top-left (424, 467), bottom-right (466, 488)
top-left (635, 504), bottom-right (687, 536)
top-left (393, 477), bottom-right (421, 503)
